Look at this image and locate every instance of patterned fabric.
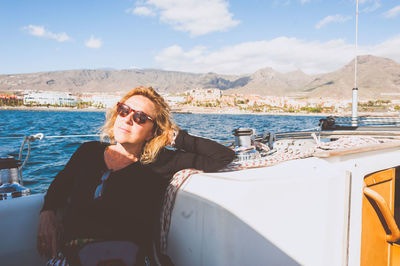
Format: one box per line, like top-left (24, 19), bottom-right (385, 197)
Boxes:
top-left (46, 253), bottom-right (68, 266)
top-left (46, 238), bottom-right (99, 266)
top-left (65, 238), bottom-right (98, 248)
top-left (159, 168), bottom-right (202, 253)
top-left (159, 136), bottom-right (393, 253)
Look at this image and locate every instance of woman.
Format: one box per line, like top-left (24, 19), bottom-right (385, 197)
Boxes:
top-left (37, 86), bottom-right (235, 265)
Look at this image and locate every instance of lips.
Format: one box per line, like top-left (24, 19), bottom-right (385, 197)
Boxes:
top-left (118, 127), bottom-right (131, 133)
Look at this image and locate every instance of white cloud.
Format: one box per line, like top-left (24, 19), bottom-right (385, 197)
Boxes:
top-left (22, 25), bottom-right (70, 42)
top-left (372, 35), bottom-right (400, 59)
top-left (383, 5), bottom-right (400, 18)
top-left (315, 14), bottom-right (352, 29)
top-left (359, 0), bottom-right (381, 13)
top-left (300, 0), bottom-right (310, 4)
top-left (85, 35), bottom-right (102, 49)
top-left (127, 6), bottom-right (156, 16)
top-left (154, 35), bottom-right (400, 75)
top-left (129, 0), bottom-right (240, 37)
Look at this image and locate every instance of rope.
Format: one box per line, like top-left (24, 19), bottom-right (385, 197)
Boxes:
top-left (4, 133), bottom-right (99, 184)
top-left (0, 136), bottom-right (27, 139)
top-left (159, 169), bottom-right (202, 253)
top-left (0, 134), bottom-right (100, 140)
top-left (43, 134), bottom-right (100, 138)
top-left (298, 126), bottom-right (320, 132)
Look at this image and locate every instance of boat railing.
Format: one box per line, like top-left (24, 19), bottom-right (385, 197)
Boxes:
top-left (320, 116), bottom-right (400, 131)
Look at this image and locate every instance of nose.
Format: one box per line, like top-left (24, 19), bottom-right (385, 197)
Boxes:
top-left (122, 112), bottom-right (134, 125)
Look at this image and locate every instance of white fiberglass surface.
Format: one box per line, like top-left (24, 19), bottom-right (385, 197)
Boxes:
top-left (168, 158), bottom-right (350, 266)
top-left (0, 193), bottom-right (46, 266)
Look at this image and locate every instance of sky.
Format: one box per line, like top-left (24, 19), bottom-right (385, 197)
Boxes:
top-left (1, 0), bottom-right (399, 75)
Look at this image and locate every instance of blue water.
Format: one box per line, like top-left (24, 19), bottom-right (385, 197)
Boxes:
top-left (0, 110), bottom-right (323, 193)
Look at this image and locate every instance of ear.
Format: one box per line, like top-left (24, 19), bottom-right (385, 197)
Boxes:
top-left (145, 131), bottom-right (154, 141)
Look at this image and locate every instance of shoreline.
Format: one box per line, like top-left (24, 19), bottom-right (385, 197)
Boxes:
top-left (0, 105), bottom-right (398, 117)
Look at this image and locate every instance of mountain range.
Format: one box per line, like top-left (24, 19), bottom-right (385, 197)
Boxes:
top-left (1, 55), bottom-right (399, 99)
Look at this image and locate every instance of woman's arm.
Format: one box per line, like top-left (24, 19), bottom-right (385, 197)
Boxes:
top-left (41, 143), bottom-right (87, 212)
top-left (38, 142), bottom-right (91, 258)
top-left (152, 130), bottom-right (235, 178)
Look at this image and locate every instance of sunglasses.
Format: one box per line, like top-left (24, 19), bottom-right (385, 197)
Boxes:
top-left (116, 102), bottom-right (154, 125)
top-left (94, 170), bottom-right (111, 199)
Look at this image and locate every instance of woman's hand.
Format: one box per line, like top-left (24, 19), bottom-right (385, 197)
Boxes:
top-left (37, 210), bottom-right (62, 258)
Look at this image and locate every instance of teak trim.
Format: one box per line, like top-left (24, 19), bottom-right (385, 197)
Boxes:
top-left (363, 186), bottom-right (400, 243)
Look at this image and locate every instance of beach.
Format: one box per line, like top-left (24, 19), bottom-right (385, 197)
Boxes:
top-left (1, 105), bottom-right (398, 117)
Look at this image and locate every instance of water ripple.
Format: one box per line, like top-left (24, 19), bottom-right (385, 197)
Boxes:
top-left (1, 110), bottom-right (323, 193)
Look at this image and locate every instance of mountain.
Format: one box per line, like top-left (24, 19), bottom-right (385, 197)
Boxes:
top-left (0, 55), bottom-right (399, 99)
top-left (302, 55), bottom-right (400, 99)
top-left (0, 69), bottom-right (242, 95)
top-left (226, 68), bottom-right (313, 96)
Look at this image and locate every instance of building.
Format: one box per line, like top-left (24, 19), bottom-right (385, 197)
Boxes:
top-left (79, 93), bottom-right (120, 108)
top-left (164, 95), bottom-right (187, 106)
top-left (23, 91), bottom-right (78, 106)
top-left (186, 88), bottom-right (222, 102)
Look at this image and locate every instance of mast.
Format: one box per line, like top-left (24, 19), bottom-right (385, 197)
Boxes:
top-left (352, 0), bottom-right (359, 126)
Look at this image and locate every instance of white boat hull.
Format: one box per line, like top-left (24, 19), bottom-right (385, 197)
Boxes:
top-left (167, 146), bottom-right (400, 266)
top-left (0, 193), bottom-right (45, 265)
top-left (1, 145), bottom-right (400, 265)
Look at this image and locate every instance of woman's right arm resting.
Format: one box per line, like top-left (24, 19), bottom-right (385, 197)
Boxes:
top-left (153, 130), bottom-right (235, 178)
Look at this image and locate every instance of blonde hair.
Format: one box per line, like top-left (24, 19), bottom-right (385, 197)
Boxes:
top-left (101, 86), bottom-right (177, 164)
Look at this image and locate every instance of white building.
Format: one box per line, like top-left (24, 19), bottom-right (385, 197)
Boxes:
top-left (186, 88), bottom-right (222, 101)
top-left (165, 95), bottom-right (187, 106)
top-left (23, 92), bottom-right (78, 106)
top-left (87, 95), bottom-right (120, 108)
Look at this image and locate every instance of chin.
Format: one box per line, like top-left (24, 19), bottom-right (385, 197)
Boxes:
top-left (114, 133), bottom-right (128, 144)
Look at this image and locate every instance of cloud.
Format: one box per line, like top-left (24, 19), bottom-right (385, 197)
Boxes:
top-left (22, 25), bottom-right (70, 42)
top-left (133, 6), bottom-right (156, 16)
top-left (129, 0), bottom-right (240, 37)
top-left (126, 6), bottom-right (156, 16)
top-left (371, 35), bottom-right (400, 59)
top-left (273, 0), bottom-right (309, 6)
top-left (85, 35), bottom-right (102, 48)
top-left (315, 14), bottom-right (352, 29)
top-left (383, 5), bottom-right (400, 18)
top-left (359, 0), bottom-right (381, 13)
top-left (154, 35), bottom-right (400, 75)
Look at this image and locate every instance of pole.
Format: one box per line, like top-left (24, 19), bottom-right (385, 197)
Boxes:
top-left (352, 0), bottom-right (359, 126)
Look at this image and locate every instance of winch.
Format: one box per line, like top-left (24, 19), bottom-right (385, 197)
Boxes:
top-left (232, 128), bottom-right (261, 161)
top-left (0, 157), bottom-right (30, 200)
top-left (0, 133), bottom-right (43, 200)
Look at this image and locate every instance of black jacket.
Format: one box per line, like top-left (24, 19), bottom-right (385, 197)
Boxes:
top-left (42, 130), bottom-right (235, 250)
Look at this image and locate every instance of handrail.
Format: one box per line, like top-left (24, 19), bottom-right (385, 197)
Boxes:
top-left (313, 140), bottom-right (400, 158)
top-left (363, 186), bottom-right (400, 242)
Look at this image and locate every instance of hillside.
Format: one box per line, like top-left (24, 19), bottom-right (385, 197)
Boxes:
top-left (0, 55), bottom-right (399, 99)
top-left (302, 55), bottom-right (400, 99)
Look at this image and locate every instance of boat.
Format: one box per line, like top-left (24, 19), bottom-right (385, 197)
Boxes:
top-left (3, 116), bottom-right (400, 266)
top-left (163, 118), bottom-right (400, 266)
top-left (2, 1), bottom-right (400, 265)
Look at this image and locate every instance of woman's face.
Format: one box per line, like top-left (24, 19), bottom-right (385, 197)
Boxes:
top-left (113, 95), bottom-right (156, 146)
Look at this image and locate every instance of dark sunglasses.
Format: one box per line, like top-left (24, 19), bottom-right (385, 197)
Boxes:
top-left (94, 170), bottom-right (111, 199)
top-left (116, 102), bottom-right (154, 125)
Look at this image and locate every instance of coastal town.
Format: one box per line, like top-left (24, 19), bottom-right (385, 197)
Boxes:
top-left (1, 88), bottom-right (399, 115)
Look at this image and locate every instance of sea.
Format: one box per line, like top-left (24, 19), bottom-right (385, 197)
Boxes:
top-left (0, 110), bottom-right (323, 194)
